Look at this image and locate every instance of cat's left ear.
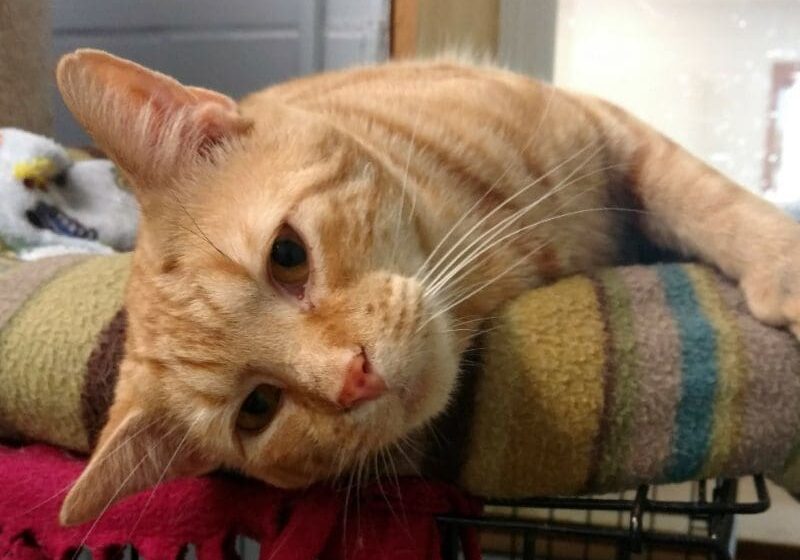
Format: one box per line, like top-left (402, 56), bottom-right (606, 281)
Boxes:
top-left (59, 401), bottom-right (208, 526)
top-left (56, 49), bottom-right (253, 191)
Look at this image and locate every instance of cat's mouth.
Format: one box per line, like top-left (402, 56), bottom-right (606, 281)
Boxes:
top-left (26, 201), bottom-right (98, 240)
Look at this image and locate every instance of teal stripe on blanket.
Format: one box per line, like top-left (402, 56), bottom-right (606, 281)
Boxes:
top-left (659, 265), bottom-right (718, 481)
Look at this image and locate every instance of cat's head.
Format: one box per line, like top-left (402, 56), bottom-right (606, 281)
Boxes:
top-left (56, 50), bottom-right (460, 525)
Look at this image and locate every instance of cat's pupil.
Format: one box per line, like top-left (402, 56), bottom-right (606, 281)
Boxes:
top-left (271, 239), bottom-right (306, 268)
top-left (242, 389), bottom-right (271, 415)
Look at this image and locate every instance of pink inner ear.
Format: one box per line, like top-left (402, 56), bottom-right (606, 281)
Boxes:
top-left (58, 49), bottom-right (253, 165)
top-left (190, 102), bottom-right (253, 154)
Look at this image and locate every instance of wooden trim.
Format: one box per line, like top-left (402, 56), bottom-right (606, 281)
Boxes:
top-left (390, 0), bottom-right (418, 59)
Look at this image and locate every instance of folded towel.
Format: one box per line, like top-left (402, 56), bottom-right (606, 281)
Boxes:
top-left (1, 254), bottom-right (798, 498)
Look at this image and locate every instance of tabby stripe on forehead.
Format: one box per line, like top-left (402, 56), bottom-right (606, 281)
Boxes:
top-left (683, 266), bottom-right (747, 479)
top-left (82, 308), bottom-right (127, 449)
top-left (659, 265), bottom-right (718, 482)
top-left (0, 254), bottom-right (89, 329)
top-left (587, 269), bottom-right (637, 491)
top-left (320, 102), bottom-right (520, 211)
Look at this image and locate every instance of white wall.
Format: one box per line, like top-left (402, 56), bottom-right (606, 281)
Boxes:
top-left (555, 0), bottom-right (800, 192)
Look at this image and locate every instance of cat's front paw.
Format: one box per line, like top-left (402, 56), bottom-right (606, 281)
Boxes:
top-left (741, 255), bottom-right (800, 339)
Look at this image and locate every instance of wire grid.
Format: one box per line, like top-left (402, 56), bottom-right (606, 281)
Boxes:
top-left (437, 476), bottom-right (770, 560)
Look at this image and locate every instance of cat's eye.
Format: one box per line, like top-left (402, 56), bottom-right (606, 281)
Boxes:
top-left (270, 226), bottom-right (309, 292)
top-left (237, 384), bottom-right (282, 432)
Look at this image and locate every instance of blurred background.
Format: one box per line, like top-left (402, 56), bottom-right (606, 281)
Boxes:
top-left (1, 0), bottom-right (796, 206)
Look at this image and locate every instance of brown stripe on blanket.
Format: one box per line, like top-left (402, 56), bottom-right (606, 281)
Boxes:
top-left (713, 278), bottom-right (800, 476)
top-left (0, 254), bottom-right (88, 329)
top-left (421, 334), bottom-right (484, 482)
top-left (82, 308), bottom-right (127, 449)
top-left (583, 275), bottom-right (616, 491)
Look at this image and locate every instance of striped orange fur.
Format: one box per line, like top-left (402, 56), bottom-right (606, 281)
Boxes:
top-left (54, 49), bottom-right (800, 525)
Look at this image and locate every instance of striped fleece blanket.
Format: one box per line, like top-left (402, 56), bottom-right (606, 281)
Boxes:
top-left (0, 253), bottom-right (799, 497)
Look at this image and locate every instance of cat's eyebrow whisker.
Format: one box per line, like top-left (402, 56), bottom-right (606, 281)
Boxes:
top-left (71, 420), bottom-right (186, 560)
top-left (169, 192), bottom-right (234, 264)
top-left (423, 162), bottom-right (626, 299)
top-left (415, 139), bottom-right (603, 285)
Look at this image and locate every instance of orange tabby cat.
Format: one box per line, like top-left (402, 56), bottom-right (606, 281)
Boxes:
top-left (55, 49), bottom-right (800, 525)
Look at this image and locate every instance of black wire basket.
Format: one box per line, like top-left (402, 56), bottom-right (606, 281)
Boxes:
top-left (437, 475), bottom-right (770, 560)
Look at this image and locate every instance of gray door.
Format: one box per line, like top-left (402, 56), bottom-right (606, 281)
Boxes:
top-left (52, 0), bottom-right (390, 144)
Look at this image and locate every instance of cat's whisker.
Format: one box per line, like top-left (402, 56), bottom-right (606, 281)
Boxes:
top-left (422, 157), bottom-right (623, 299)
top-left (448, 315), bottom-right (496, 328)
top-left (411, 86), bottom-right (565, 285)
top-left (71, 421), bottom-right (185, 560)
top-left (124, 416), bottom-right (200, 541)
top-left (418, 152), bottom-right (613, 298)
top-left (418, 240), bottom-right (550, 335)
top-left (424, 170), bottom-right (634, 302)
top-left (341, 455), bottom-right (358, 546)
top-left (372, 452), bottom-right (403, 527)
top-left (416, 140), bottom-right (603, 285)
top-left (392, 440), bottom-right (421, 477)
top-left (419, 207), bottom-right (647, 333)
top-left (9, 416), bottom-right (164, 523)
top-left (433, 201), bottom-right (650, 310)
top-left (390, 105), bottom-right (423, 266)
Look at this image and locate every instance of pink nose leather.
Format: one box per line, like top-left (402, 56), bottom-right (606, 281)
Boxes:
top-left (337, 352), bottom-right (387, 409)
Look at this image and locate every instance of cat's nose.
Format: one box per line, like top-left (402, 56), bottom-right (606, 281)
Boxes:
top-left (337, 350), bottom-right (387, 409)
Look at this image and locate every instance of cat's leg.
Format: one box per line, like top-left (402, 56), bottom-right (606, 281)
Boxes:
top-left (583, 95), bottom-right (800, 336)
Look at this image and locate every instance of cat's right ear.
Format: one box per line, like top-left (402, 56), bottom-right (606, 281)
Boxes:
top-left (56, 49), bottom-right (253, 192)
top-left (59, 401), bottom-right (208, 527)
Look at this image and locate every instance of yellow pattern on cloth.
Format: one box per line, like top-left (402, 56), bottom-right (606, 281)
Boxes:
top-left (0, 254), bottom-right (130, 450)
top-left (462, 276), bottom-right (607, 496)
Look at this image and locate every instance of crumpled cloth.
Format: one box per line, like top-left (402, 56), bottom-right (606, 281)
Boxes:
top-left (0, 444), bottom-right (481, 560)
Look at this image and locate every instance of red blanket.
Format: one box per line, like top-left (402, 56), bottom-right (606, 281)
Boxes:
top-left (0, 445), bottom-right (481, 560)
